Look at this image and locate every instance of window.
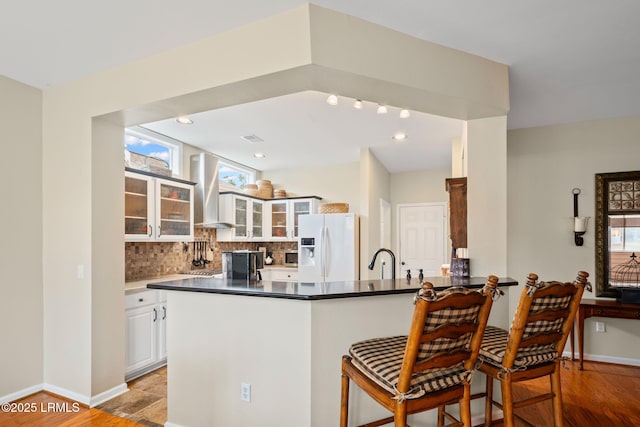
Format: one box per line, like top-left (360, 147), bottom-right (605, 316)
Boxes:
top-left (218, 160), bottom-right (256, 190)
top-left (125, 127), bottom-right (182, 176)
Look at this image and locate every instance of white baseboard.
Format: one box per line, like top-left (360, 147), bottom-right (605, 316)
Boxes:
top-left (90, 383), bottom-right (128, 407)
top-left (164, 422), bottom-right (185, 427)
top-left (562, 351), bottom-right (640, 367)
top-left (0, 383), bottom-right (44, 404)
top-left (7, 382), bottom-right (127, 408)
top-left (43, 383), bottom-right (90, 406)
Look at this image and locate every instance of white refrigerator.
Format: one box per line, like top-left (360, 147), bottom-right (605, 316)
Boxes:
top-left (298, 213), bottom-right (359, 282)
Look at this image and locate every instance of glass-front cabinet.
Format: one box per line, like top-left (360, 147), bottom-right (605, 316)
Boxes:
top-left (125, 173), bottom-right (153, 238)
top-left (270, 201), bottom-right (289, 239)
top-left (267, 198), bottom-right (320, 241)
top-left (125, 170), bottom-right (194, 242)
top-left (218, 193), bottom-right (319, 242)
top-left (157, 181), bottom-right (193, 239)
top-left (218, 194), bottom-right (264, 241)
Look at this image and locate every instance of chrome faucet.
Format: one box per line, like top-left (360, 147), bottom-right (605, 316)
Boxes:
top-left (368, 248), bottom-right (396, 280)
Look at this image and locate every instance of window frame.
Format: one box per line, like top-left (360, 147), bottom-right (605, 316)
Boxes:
top-left (218, 158), bottom-right (257, 190)
top-left (125, 126), bottom-right (183, 177)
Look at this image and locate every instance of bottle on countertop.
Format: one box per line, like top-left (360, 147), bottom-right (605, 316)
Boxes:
top-left (419, 269), bottom-right (424, 282)
top-left (406, 269), bottom-right (412, 281)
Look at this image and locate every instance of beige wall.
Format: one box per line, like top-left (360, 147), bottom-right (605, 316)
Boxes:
top-left (467, 116), bottom-right (508, 277)
top-left (508, 115), bottom-right (640, 363)
top-left (359, 149), bottom-right (391, 279)
top-left (390, 168), bottom-right (451, 206)
top-left (91, 118), bottom-right (126, 397)
top-left (263, 161), bottom-right (359, 211)
top-left (0, 76), bottom-right (43, 401)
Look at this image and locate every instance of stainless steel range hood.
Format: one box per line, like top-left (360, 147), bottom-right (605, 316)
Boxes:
top-left (190, 153), bottom-right (235, 228)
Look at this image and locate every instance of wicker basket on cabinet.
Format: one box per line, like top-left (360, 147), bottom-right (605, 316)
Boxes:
top-left (319, 202), bottom-right (349, 213)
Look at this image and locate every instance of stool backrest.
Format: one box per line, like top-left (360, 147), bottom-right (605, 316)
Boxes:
top-left (396, 276), bottom-right (499, 394)
top-left (502, 271), bottom-right (589, 370)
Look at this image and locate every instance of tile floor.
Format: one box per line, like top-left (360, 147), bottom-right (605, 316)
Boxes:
top-left (97, 367), bottom-right (167, 427)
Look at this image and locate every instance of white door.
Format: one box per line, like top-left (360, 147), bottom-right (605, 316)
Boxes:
top-left (398, 203), bottom-right (447, 278)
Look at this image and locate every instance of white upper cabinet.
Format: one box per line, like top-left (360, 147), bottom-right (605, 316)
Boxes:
top-left (217, 194), bottom-right (264, 242)
top-left (218, 193), bottom-right (320, 242)
top-left (267, 198), bottom-right (319, 241)
top-left (125, 170), bottom-right (195, 242)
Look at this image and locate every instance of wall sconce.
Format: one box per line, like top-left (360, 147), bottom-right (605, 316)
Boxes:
top-left (573, 188), bottom-right (589, 246)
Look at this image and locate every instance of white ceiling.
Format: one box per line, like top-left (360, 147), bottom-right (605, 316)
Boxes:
top-left (3, 1), bottom-right (639, 172)
top-left (141, 91), bottom-right (463, 172)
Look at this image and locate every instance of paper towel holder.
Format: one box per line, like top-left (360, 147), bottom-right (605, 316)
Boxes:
top-left (572, 188), bottom-right (589, 246)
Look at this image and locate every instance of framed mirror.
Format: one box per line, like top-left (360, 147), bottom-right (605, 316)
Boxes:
top-left (595, 171), bottom-right (640, 297)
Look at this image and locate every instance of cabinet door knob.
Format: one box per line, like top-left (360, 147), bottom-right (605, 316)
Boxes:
top-left (138, 298), bottom-right (144, 302)
top-left (148, 225), bottom-right (153, 237)
top-left (153, 308), bottom-right (157, 322)
top-left (163, 306), bottom-right (167, 320)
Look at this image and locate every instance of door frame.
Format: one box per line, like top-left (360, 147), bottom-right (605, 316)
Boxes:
top-left (396, 202), bottom-right (449, 276)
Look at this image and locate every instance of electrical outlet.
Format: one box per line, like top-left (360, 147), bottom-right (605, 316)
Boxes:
top-left (595, 321), bottom-right (606, 332)
top-left (241, 383), bottom-right (251, 402)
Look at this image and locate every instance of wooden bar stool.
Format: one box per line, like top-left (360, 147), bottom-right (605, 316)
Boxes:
top-left (477, 271), bottom-right (590, 427)
top-left (340, 276), bottom-right (500, 427)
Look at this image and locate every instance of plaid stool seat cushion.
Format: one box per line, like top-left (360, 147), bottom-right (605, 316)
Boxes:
top-left (349, 335), bottom-right (469, 397)
top-left (479, 326), bottom-right (558, 368)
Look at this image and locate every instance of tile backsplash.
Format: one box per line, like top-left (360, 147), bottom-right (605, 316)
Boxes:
top-left (125, 228), bottom-right (297, 282)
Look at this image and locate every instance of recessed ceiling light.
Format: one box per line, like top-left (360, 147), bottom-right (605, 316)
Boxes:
top-left (326, 94), bottom-right (338, 106)
top-left (400, 109), bottom-right (410, 119)
top-left (377, 104), bottom-right (388, 114)
top-left (353, 99), bottom-right (363, 109)
top-left (392, 132), bottom-right (408, 141)
top-left (176, 116), bottom-right (193, 124)
top-left (253, 152), bottom-right (266, 158)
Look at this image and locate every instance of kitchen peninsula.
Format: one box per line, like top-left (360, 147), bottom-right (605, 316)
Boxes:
top-left (149, 276), bottom-right (517, 427)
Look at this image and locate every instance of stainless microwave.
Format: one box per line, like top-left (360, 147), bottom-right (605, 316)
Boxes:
top-left (284, 250), bottom-right (298, 267)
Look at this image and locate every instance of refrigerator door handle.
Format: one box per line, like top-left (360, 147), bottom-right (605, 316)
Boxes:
top-left (320, 226), bottom-right (325, 279)
top-left (323, 226), bottom-right (329, 279)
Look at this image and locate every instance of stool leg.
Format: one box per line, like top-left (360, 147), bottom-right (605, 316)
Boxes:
top-left (460, 383), bottom-right (472, 427)
top-left (484, 375), bottom-right (493, 427)
top-left (394, 401), bottom-right (407, 427)
top-left (340, 371), bottom-right (349, 427)
top-left (437, 405), bottom-right (445, 427)
top-left (551, 363), bottom-right (564, 427)
top-left (501, 376), bottom-right (515, 427)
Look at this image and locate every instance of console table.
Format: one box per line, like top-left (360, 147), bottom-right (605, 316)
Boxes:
top-left (575, 298), bottom-right (640, 370)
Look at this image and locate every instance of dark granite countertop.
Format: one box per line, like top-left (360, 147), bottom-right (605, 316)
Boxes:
top-left (147, 276), bottom-right (518, 301)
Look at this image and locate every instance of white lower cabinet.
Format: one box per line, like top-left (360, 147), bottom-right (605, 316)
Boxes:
top-left (261, 268), bottom-right (298, 282)
top-left (125, 289), bottom-right (167, 380)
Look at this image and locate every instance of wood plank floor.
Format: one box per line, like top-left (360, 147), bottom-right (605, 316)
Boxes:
top-left (2, 361), bottom-right (639, 426)
top-left (0, 391), bottom-right (141, 426)
top-left (483, 360), bottom-right (640, 426)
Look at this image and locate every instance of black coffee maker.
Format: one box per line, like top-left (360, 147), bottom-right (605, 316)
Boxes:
top-left (222, 251), bottom-right (264, 280)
